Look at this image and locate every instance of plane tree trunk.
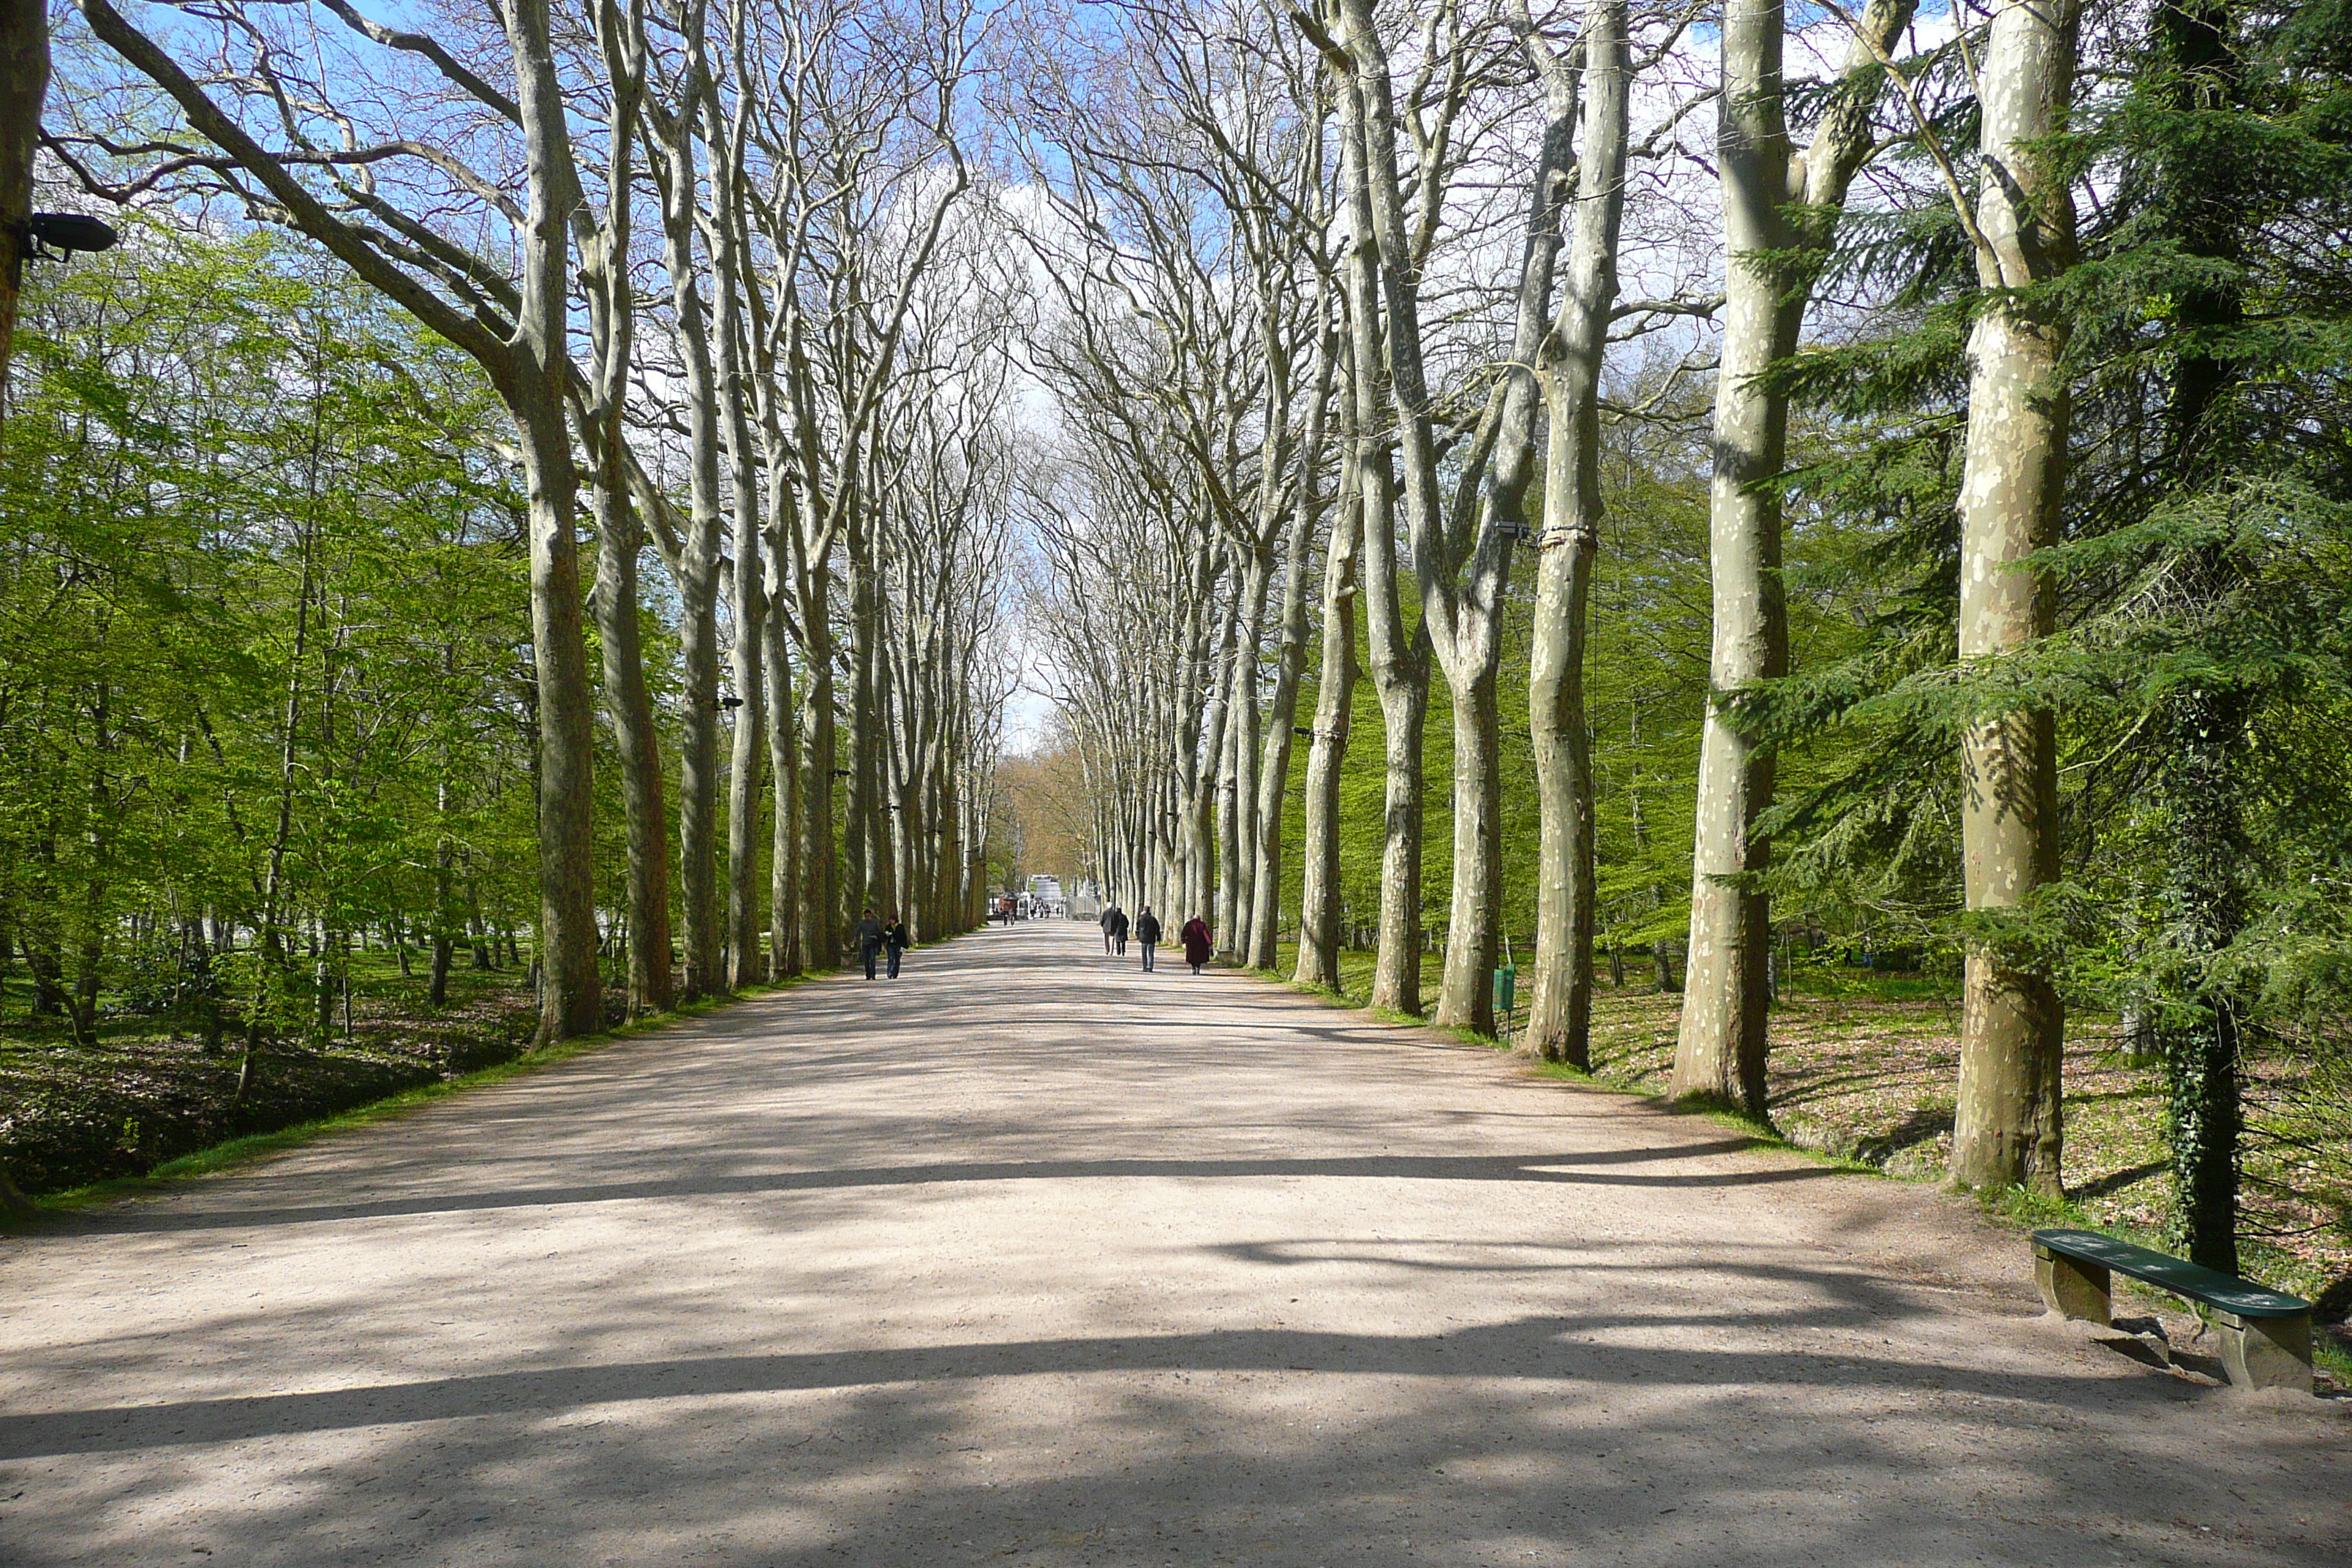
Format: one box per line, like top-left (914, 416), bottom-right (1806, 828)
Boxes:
top-left (1947, 0), bottom-right (2081, 1194)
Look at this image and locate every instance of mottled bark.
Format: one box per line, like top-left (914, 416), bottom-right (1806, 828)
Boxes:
top-left (1526, 0), bottom-right (1629, 1068)
top-left (1254, 314), bottom-right (1337, 971)
top-left (580, 14), bottom-right (671, 1017)
top-left (1333, 25), bottom-right (1425, 1015)
top-left (1294, 356), bottom-right (1362, 991)
top-left (1676, 0), bottom-right (1914, 1115)
top-left (650, 78), bottom-right (726, 1003)
top-left (1948, 0), bottom-right (2080, 1194)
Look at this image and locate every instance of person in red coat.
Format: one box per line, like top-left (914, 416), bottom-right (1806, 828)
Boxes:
top-left (1180, 914), bottom-right (1213, 973)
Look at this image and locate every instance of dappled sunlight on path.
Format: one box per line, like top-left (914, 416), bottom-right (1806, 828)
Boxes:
top-left (2, 921), bottom-right (2344, 1566)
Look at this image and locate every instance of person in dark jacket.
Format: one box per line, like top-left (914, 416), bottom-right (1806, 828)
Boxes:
top-left (1106, 904), bottom-right (1130, 955)
top-left (1099, 902), bottom-right (1119, 953)
top-left (1133, 906), bottom-right (1161, 972)
top-left (882, 912), bottom-right (910, 979)
top-left (856, 908), bottom-right (883, 979)
top-left (1180, 914), bottom-right (1213, 973)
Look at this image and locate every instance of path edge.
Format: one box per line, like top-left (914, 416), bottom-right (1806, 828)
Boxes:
top-left (3, 933), bottom-right (972, 1231)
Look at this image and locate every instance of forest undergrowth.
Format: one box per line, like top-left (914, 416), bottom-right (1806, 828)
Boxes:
top-left (4, 956), bottom-right (557, 1196)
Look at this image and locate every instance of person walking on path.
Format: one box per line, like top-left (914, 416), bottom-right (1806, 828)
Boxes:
top-left (856, 908), bottom-right (884, 980)
top-left (1106, 904), bottom-right (1130, 956)
top-left (1180, 914), bottom-right (1213, 975)
top-left (1133, 906), bottom-right (1161, 972)
top-left (1100, 902), bottom-right (1120, 954)
top-left (882, 912), bottom-right (910, 979)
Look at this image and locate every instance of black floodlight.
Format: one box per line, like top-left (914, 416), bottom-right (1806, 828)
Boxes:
top-left (23, 213), bottom-right (120, 262)
top-left (1493, 520), bottom-right (1534, 543)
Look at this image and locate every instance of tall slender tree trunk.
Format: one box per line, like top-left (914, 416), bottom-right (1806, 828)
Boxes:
top-left (1217, 565), bottom-right (1262, 955)
top-left (717, 303), bottom-right (766, 990)
top-left (1223, 556), bottom-right (1268, 958)
top-left (798, 595), bottom-right (840, 969)
top-left (1526, 0), bottom-right (1630, 1068)
top-left (430, 775), bottom-right (456, 1008)
top-left (845, 521), bottom-right (882, 920)
top-left (645, 47), bottom-right (731, 1001)
top-left (580, 0), bottom-right (666, 1017)
top-left (1676, 0), bottom-right (1794, 1112)
top-left (1294, 385), bottom-right (1361, 990)
top-left (1254, 316), bottom-right (1338, 971)
top-left (766, 596), bottom-right (801, 979)
top-left (1675, 0), bottom-right (1914, 1114)
top-left (2147, 0), bottom-right (2247, 1271)
top-left (1948, 0), bottom-right (2081, 1194)
top-left (1335, 54), bottom-right (1426, 1017)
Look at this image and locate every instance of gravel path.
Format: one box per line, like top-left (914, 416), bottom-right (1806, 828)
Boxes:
top-left (3, 919), bottom-right (2345, 1566)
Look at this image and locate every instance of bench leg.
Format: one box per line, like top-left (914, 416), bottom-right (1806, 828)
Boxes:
top-left (2034, 1244), bottom-right (2111, 1325)
top-left (2217, 1311), bottom-right (2311, 1392)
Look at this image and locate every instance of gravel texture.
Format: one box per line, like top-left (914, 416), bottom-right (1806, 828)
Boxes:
top-left (1, 919), bottom-right (2345, 1566)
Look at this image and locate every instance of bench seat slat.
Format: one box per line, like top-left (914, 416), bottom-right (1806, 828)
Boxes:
top-left (2032, 1229), bottom-right (2308, 1319)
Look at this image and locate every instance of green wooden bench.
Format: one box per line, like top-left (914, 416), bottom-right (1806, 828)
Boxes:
top-left (2032, 1228), bottom-right (2313, 1392)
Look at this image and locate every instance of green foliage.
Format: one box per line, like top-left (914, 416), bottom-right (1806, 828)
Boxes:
top-left (0, 221), bottom-right (545, 1047)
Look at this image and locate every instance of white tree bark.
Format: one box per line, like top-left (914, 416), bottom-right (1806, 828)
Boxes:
top-left (1673, 0), bottom-right (1914, 1112)
top-left (1948, 0), bottom-right (2080, 1194)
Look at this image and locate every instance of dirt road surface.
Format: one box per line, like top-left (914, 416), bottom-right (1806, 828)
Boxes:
top-left (3, 920), bottom-right (2345, 1565)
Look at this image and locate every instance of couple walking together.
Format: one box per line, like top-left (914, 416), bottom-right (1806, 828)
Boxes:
top-left (1098, 901), bottom-right (1213, 975)
top-left (855, 909), bottom-right (910, 980)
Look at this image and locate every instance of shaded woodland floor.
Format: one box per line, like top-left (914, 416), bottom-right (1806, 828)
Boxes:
top-left (0, 960), bottom-right (540, 1195)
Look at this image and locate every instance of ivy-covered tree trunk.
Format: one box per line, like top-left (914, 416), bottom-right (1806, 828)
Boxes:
top-left (2146, 0), bottom-right (2250, 1274)
top-left (1948, 0), bottom-right (2081, 1194)
top-left (2159, 679), bottom-right (2245, 1272)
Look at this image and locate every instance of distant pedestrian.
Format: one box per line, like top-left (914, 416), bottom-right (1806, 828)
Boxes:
top-left (1106, 904), bottom-right (1130, 956)
top-left (1133, 905), bottom-right (1161, 973)
top-left (1100, 902), bottom-right (1120, 954)
top-left (1180, 914), bottom-right (1213, 974)
top-left (882, 912), bottom-right (910, 979)
top-left (856, 907), bottom-right (883, 980)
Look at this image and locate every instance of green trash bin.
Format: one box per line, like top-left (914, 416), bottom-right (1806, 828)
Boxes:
top-left (1493, 961), bottom-right (1516, 1015)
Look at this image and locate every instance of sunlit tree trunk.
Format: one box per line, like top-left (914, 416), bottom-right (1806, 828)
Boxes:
top-left (714, 185), bottom-right (766, 991)
top-left (1333, 45), bottom-right (1426, 1015)
top-left (580, 14), bottom-right (670, 1015)
top-left (1254, 313), bottom-right (1337, 971)
top-left (1294, 360), bottom-right (1361, 990)
top-left (1948, 0), bottom-right (2080, 1194)
top-left (1675, 0), bottom-right (1913, 1114)
top-left (1526, 0), bottom-right (1629, 1068)
top-left (649, 69), bottom-right (725, 1003)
